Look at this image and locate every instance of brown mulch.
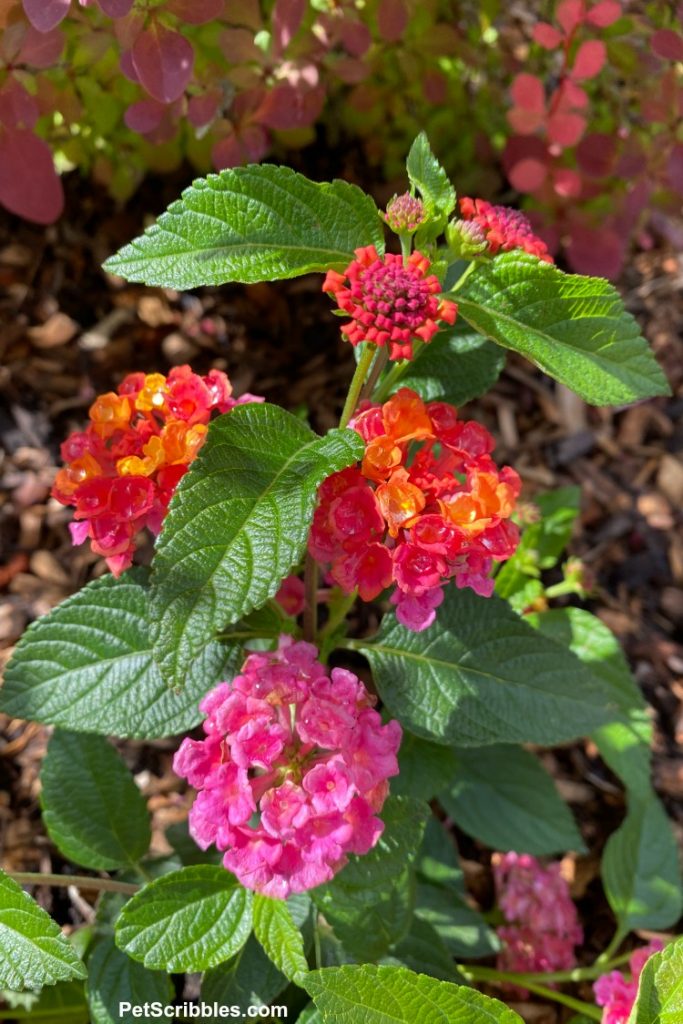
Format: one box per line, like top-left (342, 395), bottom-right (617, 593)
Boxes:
top-left (0, 167), bottom-right (682, 1021)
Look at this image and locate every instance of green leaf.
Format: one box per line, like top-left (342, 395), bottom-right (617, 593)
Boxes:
top-left (457, 252), bottom-right (670, 405)
top-left (393, 733), bottom-right (458, 801)
top-left (150, 404), bottom-right (364, 688)
top-left (406, 132), bottom-right (456, 221)
top-left (201, 935), bottom-right (288, 1013)
top-left (395, 323), bottom-right (505, 406)
top-left (382, 917), bottom-right (467, 983)
top-left (165, 820), bottom-right (222, 866)
top-left (40, 731), bottom-right (151, 871)
top-left (103, 164), bottom-right (383, 288)
top-left (360, 587), bottom-right (619, 747)
top-left (304, 964), bottom-right (524, 1024)
top-left (628, 938), bottom-right (683, 1024)
top-left (312, 797), bottom-right (429, 960)
top-left (86, 936), bottom-right (173, 1024)
top-left (298, 1006), bottom-right (324, 1024)
top-left (414, 883), bottom-right (499, 959)
top-left (602, 796), bottom-right (683, 933)
top-left (416, 817), bottom-right (465, 895)
top-left (253, 894), bottom-right (308, 985)
top-left (114, 865), bottom-right (252, 972)
top-left (1, 981), bottom-right (88, 1024)
top-left (0, 569), bottom-right (237, 739)
top-left (0, 870), bottom-right (87, 992)
top-left (440, 744), bottom-right (586, 855)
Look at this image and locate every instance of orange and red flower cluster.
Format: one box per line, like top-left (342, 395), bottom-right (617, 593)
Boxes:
top-left (458, 197), bottom-right (553, 263)
top-left (323, 246), bottom-right (457, 361)
top-left (308, 388), bottom-right (521, 631)
top-left (52, 366), bottom-right (262, 576)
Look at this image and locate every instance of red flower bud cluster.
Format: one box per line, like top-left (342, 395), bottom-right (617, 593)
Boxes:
top-left (52, 366), bottom-right (262, 576)
top-left (323, 246), bottom-right (457, 361)
top-left (459, 197), bottom-right (554, 263)
top-left (308, 388), bottom-right (521, 631)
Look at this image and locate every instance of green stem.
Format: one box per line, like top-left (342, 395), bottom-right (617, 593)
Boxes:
top-left (318, 589), bottom-right (358, 642)
top-left (303, 552), bottom-right (319, 644)
top-left (462, 967), bottom-right (602, 1020)
top-left (373, 358), bottom-right (410, 404)
top-left (339, 343), bottom-right (377, 429)
top-left (597, 929), bottom-right (626, 965)
top-left (449, 259), bottom-right (478, 293)
top-left (399, 232), bottom-right (412, 262)
top-left (9, 872), bottom-right (139, 896)
top-left (359, 346), bottom-right (389, 404)
top-left (313, 913), bottom-right (322, 970)
top-left (465, 952), bottom-right (632, 986)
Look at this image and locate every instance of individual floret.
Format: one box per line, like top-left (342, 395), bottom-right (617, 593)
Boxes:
top-left (593, 941), bottom-right (664, 1024)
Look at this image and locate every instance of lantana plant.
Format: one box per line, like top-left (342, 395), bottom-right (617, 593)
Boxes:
top-left (0, 134), bottom-right (680, 1023)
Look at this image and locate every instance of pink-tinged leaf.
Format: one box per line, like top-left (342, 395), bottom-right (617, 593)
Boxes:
top-left (187, 89), bottom-right (221, 128)
top-left (616, 138), bottom-right (646, 177)
top-left (22, 0), bottom-right (69, 32)
top-left (332, 56), bottom-right (369, 84)
top-left (212, 125), bottom-right (268, 169)
top-left (506, 107), bottom-right (545, 134)
top-left (131, 23), bottom-right (194, 103)
top-left (166, 0), bottom-right (223, 25)
top-left (0, 78), bottom-right (39, 129)
top-left (378, 0), bottom-right (407, 42)
top-left (508, 157), bottom-right (548, 193)
top-left (113, 10), bottom-right (144, 47)
top-left (96, 0), bottom-right (134, 15)
top-left (119, 49), bottom-right (139, 83)
top-left (651, 29), bottom-right (683, 62)
top-left (19, 25), bottom-right (65, 66)
top-left (556, 78), bottom-right (588, 110)
top-left (124, 98), bottom-right (165, 133)
top-left (257, 82), bottom-right (324, 130)
top-left (566, 223), bottom-right (624, 279)
top-left (547, 111), bottom-right (586, 146)
top-left (338, 18), bottom-right (372, 58)
top-left (272, 0), bottom-right (306, 55)
top-left (422, 70), bottom-right (447, 105)
top-left (556, 0), bottom-right (584, 35)
top-left (586, 0), bottom-right (621, 27)
top-left (503, 133), bottom-right (548, 173)
top-left (221, 27), bottom-right (263, 63)
top-left (552, 166), bottom-right (582, 197)
top-left (533, 22), bottom-right (563, 49)
top-left (576, 132), bottom-right (617, 177)
top-left (0, 128), bottom-right (64, 223)
top-left (511, 72), bottom-right (545, 111)
top-left (571, 39), bottom-right (606, 80)
top-left (667, 143), bottom-right (683, 195)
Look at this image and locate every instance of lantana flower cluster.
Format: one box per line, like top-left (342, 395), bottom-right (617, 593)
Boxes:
top-left (493, 852), bottom-right (583, 984)
top-left (457, 197), bottom-right (554, 263)
top-left (52, 365), bottom-right (261, 576)
top-left (173, 636), bottom-right (402, 898)
top-left (308, 388), bottom-right (521, 631)
top-left (593, 941), bottom-right (664, 1024)
top-left (323, 246), bottom-right (457, 361)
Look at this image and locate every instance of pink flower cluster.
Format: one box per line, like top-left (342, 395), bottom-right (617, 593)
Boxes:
top-left (493, 852), bottom-right (583, 987)
top-left (173, 636), bottom-right (402, 898)
top-left (594, 942), bottom-right (664, 1024)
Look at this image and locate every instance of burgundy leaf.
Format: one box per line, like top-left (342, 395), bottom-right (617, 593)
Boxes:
top-left (566, 222), bottom-right (624, 279)
top-left (556, 0), bottom-right (584, 35)
top-left (547, 111), bottom-right (586, 147)
top-left (96, 0), bottom-right (134, 15)
top-left (533, 22), bottom-right (563, 49)
top-left (124, 98), bottom-right (165, 133)
top-left (166, 0), bottom-right (223, 25)
top-left (212, 125), bottom-right (268, 169)
top-left (552, 167), bottom-right (582, 198)
top-left (187, 90), bottom-right (222, 128)
top-left (119, 49), bottom-right (139, 83)
top-left (576, 132), bottom-right (617, 178)
top-left (586, 0), bottom-right (621, 27)
top-left (508, 156), bottom-right (548, 193)
top-left (131, 23), bottom-right (194, 103)
top-left (651, 29), bottom-right (683, 62)
top-left (338, 18), bottom-right (372, 58)
top-left (571, 39), bottom-right (606, 80)
top-left (511, 73), bottom-right (545, 112)
top-left (272, 0), bottom-right (306, 55)
top-left (0, 78), bottom-right (39, 129)
top-left (0, 128), bottom-right (64, 223)
top-left (377, 0), bottom-right (407, 42)
top-left (18, 25), bottom-right (65, 67)
top-left (667, 143), bottom-right (683, 195)
top-left (22, 0), bottom-right (70, 32)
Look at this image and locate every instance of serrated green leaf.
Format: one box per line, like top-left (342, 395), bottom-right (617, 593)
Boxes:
top-left (201, 934), bottom-right (288, 1012)
top-left (150, 404), bottom-right (364, 688)
top-left (304, 964), bottom-right (524, 1024)
top-left (165, 820), bottom-right (223, 867)
top-left (360, 587), bottom-right (619, 747)
top-left (440, 744), bottom-right (585, 855)
top-left (40, 731), bottom-right (150, 871)
top-left (114, 865), bottom-right (252, 972)
top-left (382, 917), bottom-right (467, 983)
top-left (406, 132), bottom-right (456, 221)
top-left (628, 937), bottom-right (683, 1024)
top-left (602, 796), bottom-right (683, 933)
top-left (1, 980), bottom-right (88, 1024)
top-left (416, 818), bottom-right (465, 895)
top-left (414, 883), bottom-right (499, 959)
top-left (298, 1006), bottom-right (323, 1024)
top-left (393, 323), bottom-right (505, 406)
top-left (457, 252), bottom-right (670, 405)
top-left (253, 895), bottom-right (308, 985)
top-left (103, 164), bottom-right (383, 288)
top-left (0, 569), bottom-right (237, 739)
top-left (0, 871), bottom-right (87, 992)
top-left (86, 936), bottom-right (172, 1024)
top-left (393, 733), bottom-right (458, 801)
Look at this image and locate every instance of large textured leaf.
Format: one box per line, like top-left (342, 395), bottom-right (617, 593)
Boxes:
top-left (359, 587), bottom-right (620, 746)
top-left (382, 918), bottom-right (467, 983)
top-left (150, 404), bottom-right (363, 688)
top-left (0, 569), bottom-right (236, 739)
top-left (40, 731), bottom-right (150, 871)
top-left (440, 744), bottom-right (585, 855)
top-left (395, 323), bottom-right (505, 406)
top-left (103, 165), bottom-right (383, 287)
top-left (201, 935), bottom-right (288, 1012)
top-left (0, 871), bottom-right (87, 992)
top-left (602, 796), bottom-right (683, 933)
top-left (393, 733), bottom-right (458, 801)
top-left (457, 252), bottom-right (670, 405)
top-left (252, 895), bottom-right (308, 984)
top-left (628, 938), bottom-right (683, 1024)
top-left (304, 964), bottom-right (524, 1024)
top-left (114, 866), bottom-right (252, 971)
top-left (406, 132), bottom-right (456, 221)
top-left (86, 937), bottom-right (173, 1024)
top-left (414, 883), bottom-right (499, 959)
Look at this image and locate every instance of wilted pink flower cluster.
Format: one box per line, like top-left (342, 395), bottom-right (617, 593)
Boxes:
top-left (493, 852), bottom-right (583, 986)
top-left (173, 636), bottom-right (401, 898)
top-left (593, 941), bottom-right (664, 1024)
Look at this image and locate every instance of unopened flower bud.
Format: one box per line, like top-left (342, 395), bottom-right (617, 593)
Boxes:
top-left (383, 192), bottom-right (426, 234)
top-left (446, 218), bottom-right (489, 259)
